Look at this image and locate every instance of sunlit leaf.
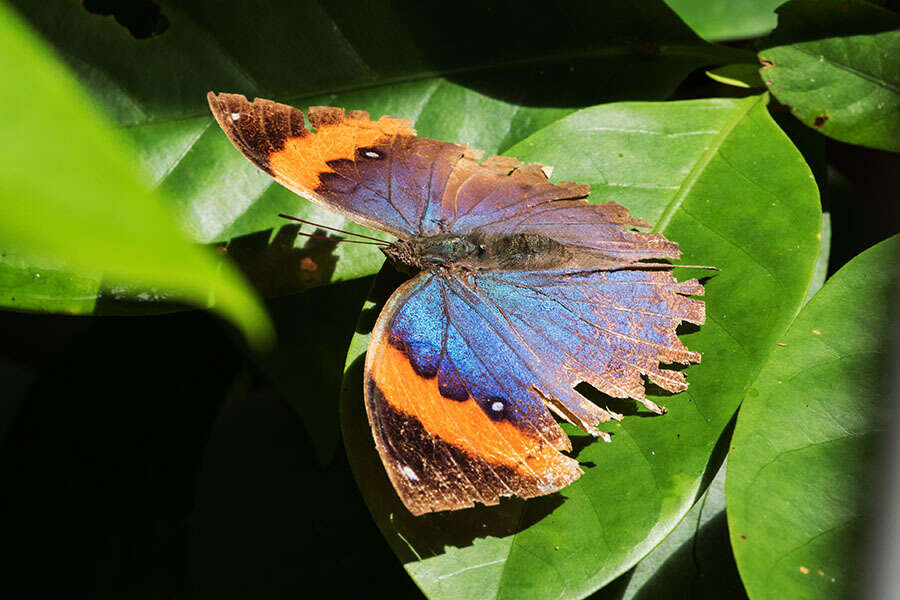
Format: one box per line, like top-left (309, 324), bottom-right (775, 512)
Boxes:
top-left (0, 2), bottom-right (272, 349)
top-left (759, 0), bottom-right (900, 151)
top-left (663, 0), bottom-right (782, 41)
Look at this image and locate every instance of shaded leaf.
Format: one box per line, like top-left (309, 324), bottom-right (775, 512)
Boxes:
top-left (13, 1), bottom-right (744, 125)
top-left (7, 1), bottom-right (750, 312)
top-left (192, 353), bottom-right (422, 599)
top-left (261, 277), bottom-right (373, 466)
top-left (726, 234), bottom-right (899, 600)
top-left (341, 95), bottom-right (821, 599)
top-left (765, 0), bottom-right (900, 46)
top-left (0, 2), bottom-right (272, 349)
top-left (759, 0), bottom-right (900, 151)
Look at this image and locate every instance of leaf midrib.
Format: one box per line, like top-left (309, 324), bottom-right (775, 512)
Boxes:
top-left (653, 95), bottom-right (765, 234)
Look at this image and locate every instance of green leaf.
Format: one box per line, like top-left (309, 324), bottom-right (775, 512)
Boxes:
top-left (765, 0), bottom-right (900, 46)
top-left (7, 1), bottom-right (751, 311)
top-left (0, 2), bottom-right (272, 349)
top-left (726, 234), bottom-right (898, 600)
top-left (595, 459), bottom-right (748, 600)
top-left (662, 0), bottom-right (783, 42)
top-left (759, 0), bottom-right (900, 151)
top-left (706, 64), bottom-right (765, 89)
top-left (341, 95), bottom-right (821, 599)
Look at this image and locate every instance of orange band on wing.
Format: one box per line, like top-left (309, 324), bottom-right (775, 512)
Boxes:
top-left (371, 342), bottom-right (574, 479)
top-left (269, 119), bottom-right (414, 191)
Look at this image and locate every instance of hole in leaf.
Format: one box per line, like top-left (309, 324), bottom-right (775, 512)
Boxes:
top-left (82, 0), bottom-right (170, 39)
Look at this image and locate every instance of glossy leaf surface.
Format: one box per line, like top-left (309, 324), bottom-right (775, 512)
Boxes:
top-left (759, 0), bottom-right (900, 151)
top-left (596, 461), bottom-right (747, 600)
top-left (663, 0), bottom-right (782, 41)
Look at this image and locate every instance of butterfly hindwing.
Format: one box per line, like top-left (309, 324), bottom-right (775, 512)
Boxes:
top-left (472, 269), bottom-right (705, 416)
top-left (364, 272), bottom-right (584, 515)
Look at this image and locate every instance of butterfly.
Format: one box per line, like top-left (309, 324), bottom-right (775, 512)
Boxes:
top-left (208, 92), bottom-right (705, 516)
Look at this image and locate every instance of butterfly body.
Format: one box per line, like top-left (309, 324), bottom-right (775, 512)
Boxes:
top-left (208, 92), bottom-right (706, 515)
top-left (382, 231), bottom-right (573, 274)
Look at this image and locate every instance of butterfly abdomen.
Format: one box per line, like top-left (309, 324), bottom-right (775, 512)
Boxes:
top-left (484, 233), bottom-right (571, 269)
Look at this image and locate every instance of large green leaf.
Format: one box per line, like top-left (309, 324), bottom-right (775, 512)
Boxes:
top-left (759, 0), bottom-right (900, 151)
top-left (8, 1), bottom-right (750, 313)
top-left (341, 95), bottom-right (821, 599)
top-left (726, 234), bottom-right (898, 599)
top-left (596, 202), bottom-right (834, 600)
top-left (663, 0), bottom-right (783, 42)
top-left (0, 2), bottom-right (271, 349)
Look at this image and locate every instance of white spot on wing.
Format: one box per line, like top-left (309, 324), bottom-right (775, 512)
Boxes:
top-left (364, 151), bottom-right (380, 158)
top-left (401, 465), bottom-right (419, 482)
top-left (230, 112), bottom-right (240, 121)
top-left (491, 401), bottom-right (504, 412)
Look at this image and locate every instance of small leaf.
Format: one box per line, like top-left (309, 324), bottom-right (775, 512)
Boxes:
top-left (706, 64), bottom-right (765, 89)
top-left (727, 234), bottom-right (898, 600)
top-left (342, 95), bottom-right (821, 599)
top-left (0, 2), bottom-right (272, 349)
top-left (805, 212), bottom-right (831, 305)
top-left (759, 0), bottom-right (900, 151)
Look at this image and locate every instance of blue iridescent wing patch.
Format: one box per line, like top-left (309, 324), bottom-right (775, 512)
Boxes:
top-left (365, 272), bottom-right (583, 515)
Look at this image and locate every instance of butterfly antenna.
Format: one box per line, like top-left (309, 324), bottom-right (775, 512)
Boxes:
top-left (622, 263), bottom-right (719, 272)
top-left (293, 231), bottom-right (387, 245)
top-left (277, 213), bottom-right (388, 244)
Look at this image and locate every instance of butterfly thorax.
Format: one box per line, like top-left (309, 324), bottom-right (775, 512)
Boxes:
top-left (382, 232), bottom-right (573, 273)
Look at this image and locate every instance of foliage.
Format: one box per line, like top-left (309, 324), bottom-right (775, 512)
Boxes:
top-left (0, 1), bottom-right (272, 347)
top-left (727, 235), bottom-right (898, 599)
top-left (0, 1), bottom-right (897, 599)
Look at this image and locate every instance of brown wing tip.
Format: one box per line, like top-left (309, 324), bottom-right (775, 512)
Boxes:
top-left (207, 92), bottom-right (313, 176)
top-left (207, 91), bottom-right (254, 121)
